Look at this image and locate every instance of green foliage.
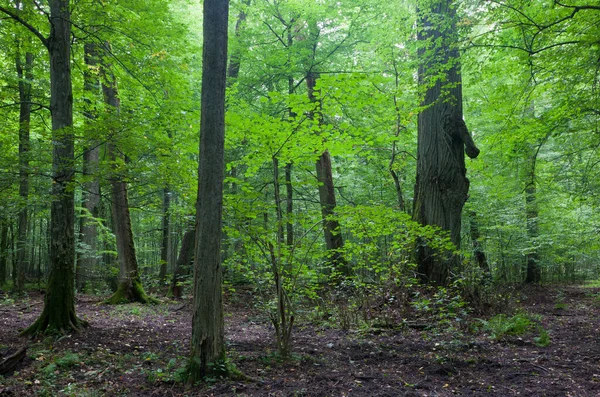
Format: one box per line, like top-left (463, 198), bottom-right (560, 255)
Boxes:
top-left (480, 312), bottom-right (550, 346)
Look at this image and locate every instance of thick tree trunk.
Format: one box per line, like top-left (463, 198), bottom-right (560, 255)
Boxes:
top-left (76, 42), bottom-right (101, 291)
top-left (412, 0), bottom-right (480, 285)
top-left (15, 42), bottom-right (33, 293)
top-left (307, 73), bottom-right (348, 276)
top-left (100, 43), bottom-right (155, 304)
top-left (159, 188), bottom-right (171, 281)
top-left (22, 0), bottom-right (86, 336)
top-left (188, 0), bottom-right (229, 382)
top-left (170, 227), bottom-right (195, 299)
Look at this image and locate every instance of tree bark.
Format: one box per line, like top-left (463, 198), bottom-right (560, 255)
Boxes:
top-left (100, 42), bottom-right (155, 304)
top-left (285, 162), bottom-right (294, 247)
top-left (22, 0), bottom-right (86, 336)
top-left (0, 221), bottom-right (8, 286)
top-left (412, 0), bottom-right (480, 285)
top-left (525, 161), bottom-right (540, 283)
top-left (15, 38), bottom-right (33, 293)
top-left (170, 226), bottom-right (195, 299)
top-left (188, 0), bottom-right (229, 382)
top-left (469, 211), bottom-right (489, 274)
top-left (307, 73), bottom-right (348, 277)
top-left (76, 41), bottom-right (101, 291)
top-left (158, 187), bottom-right (171, 282)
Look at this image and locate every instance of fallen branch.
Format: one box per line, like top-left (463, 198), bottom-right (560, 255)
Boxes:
top-left (0, 345), bottom-right (28, 375)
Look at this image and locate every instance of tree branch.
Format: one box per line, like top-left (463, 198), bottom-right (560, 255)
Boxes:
top-left (0, 6), bottom-right (47, 47)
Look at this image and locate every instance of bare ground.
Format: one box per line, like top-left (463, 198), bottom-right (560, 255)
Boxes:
top-left (1, 285), bottom-right (599, 396)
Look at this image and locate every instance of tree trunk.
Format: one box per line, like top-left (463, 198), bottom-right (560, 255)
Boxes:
top-left (158, 187), bottom-right (171, 282)
top-left (285, 162), bottom-right (294, 247)
top-left (100, 43), bottom-right (155, 304)
top-left (469, 211), bottom-right (489, 274)
top-left (273, 157), bottom-right (285, 246)
top-left (22, 0), bottom-right (86, 336)
top-left (307, 73), bottom-right (348, 277)
top-left (412, 0), bottom-right (480, 285)
top-left (0, 221), bottom-right (8, 286)
top-left (76, 42), bottom-right (101, 291)
top-left (525, 163), bottom-right (540, 283)
top-left (14, 26), bottom-right (34, 293)
top-left (15, 41), bottom-right (33, 294)
top-left (188, 0), bottom-right (229, 382)
top-left (170, 227), bottom-right (195, 299)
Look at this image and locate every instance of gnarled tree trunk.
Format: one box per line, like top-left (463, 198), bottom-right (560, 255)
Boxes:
top-left (412, 0), bottom-right (480, 285)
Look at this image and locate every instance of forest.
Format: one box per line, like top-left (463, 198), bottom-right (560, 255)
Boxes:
top-left (0, 0), bottom-right (599, 395)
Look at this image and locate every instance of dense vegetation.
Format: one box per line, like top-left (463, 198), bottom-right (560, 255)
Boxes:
top-left (0, 0), bottom-right (599, 392)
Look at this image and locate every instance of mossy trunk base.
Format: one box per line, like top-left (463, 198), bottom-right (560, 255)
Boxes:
top-left (104, 278), bottom-right (159, 305)
top-left (21, 303), bottom-right (87, 337)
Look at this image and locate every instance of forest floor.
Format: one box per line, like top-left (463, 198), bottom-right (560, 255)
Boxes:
top-left (0, 284), bottom-right (599, 396)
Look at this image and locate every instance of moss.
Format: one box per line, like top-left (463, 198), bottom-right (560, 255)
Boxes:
top-left (103, 278), bottom-right (160, 305)
top-left (21, 305), bottom-right (88, 337)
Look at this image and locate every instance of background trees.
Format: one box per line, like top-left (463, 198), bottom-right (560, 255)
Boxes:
top-left (0, 0), bottom-right (598, 341)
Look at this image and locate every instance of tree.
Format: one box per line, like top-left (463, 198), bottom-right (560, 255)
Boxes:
top-left (15, 19), bottom-right (33, 293)
top-left (100, 42), bottom-right (156, 305)
top-left (0, 0), bottom-right (88, 335)
top-left (307, 73), bottom-right (348, 277)
top-left (187, 0), bottom-right (229, 381)
top-left (412, 0), bottom-right (480, 285)
top-left (76, 41), bottom-right (101, 292)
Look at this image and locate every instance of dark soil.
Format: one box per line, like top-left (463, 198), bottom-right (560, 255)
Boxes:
top-left (1, 285), bottom-right (599, 396)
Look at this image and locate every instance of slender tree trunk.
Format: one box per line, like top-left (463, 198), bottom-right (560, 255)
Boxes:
top-left (525, 161), bottom-right (540, 283)
top-left (285, 162), bottom-right (293, 247)
top-left (159, 187), bottom-right (171, 281)
top-left (188, 0), bottom-right (229, 382)
top-left (412, 0), bottom-right (480, 285)
top-left (76, 42), bottom-right (101, 291)
top-left (0, 221), bottom-right (7, 286)
top-left (22, 0), bottom-right (86, 336)
top-left (100, 43), bottom-right (155, 304)
top-left (170, 227), bottom-right (195, 299)
top-left (272, 157), bottom-right (285, 246)
top-left (306, 73), bottom-right (348, 276)
top-left (15, 42), bottom-right (33, 293)
top-left (469, 211), bottom-right (489, 273)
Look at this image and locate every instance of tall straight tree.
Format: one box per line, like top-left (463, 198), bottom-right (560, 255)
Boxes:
top-left (307, 72), bottom-right (348, 277)
top-left (412, 0), bottom-right (480, 285)
top-left (100, 42), bottom-right (156, 305)
top-left (187, 0), bottom-right (230, 381)
top-left (0, 0), bottom-right (87, 334)
top-left (76, 41), bottom-right (101, 291)
top-left (15, 26), bottom-right (33, 294)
